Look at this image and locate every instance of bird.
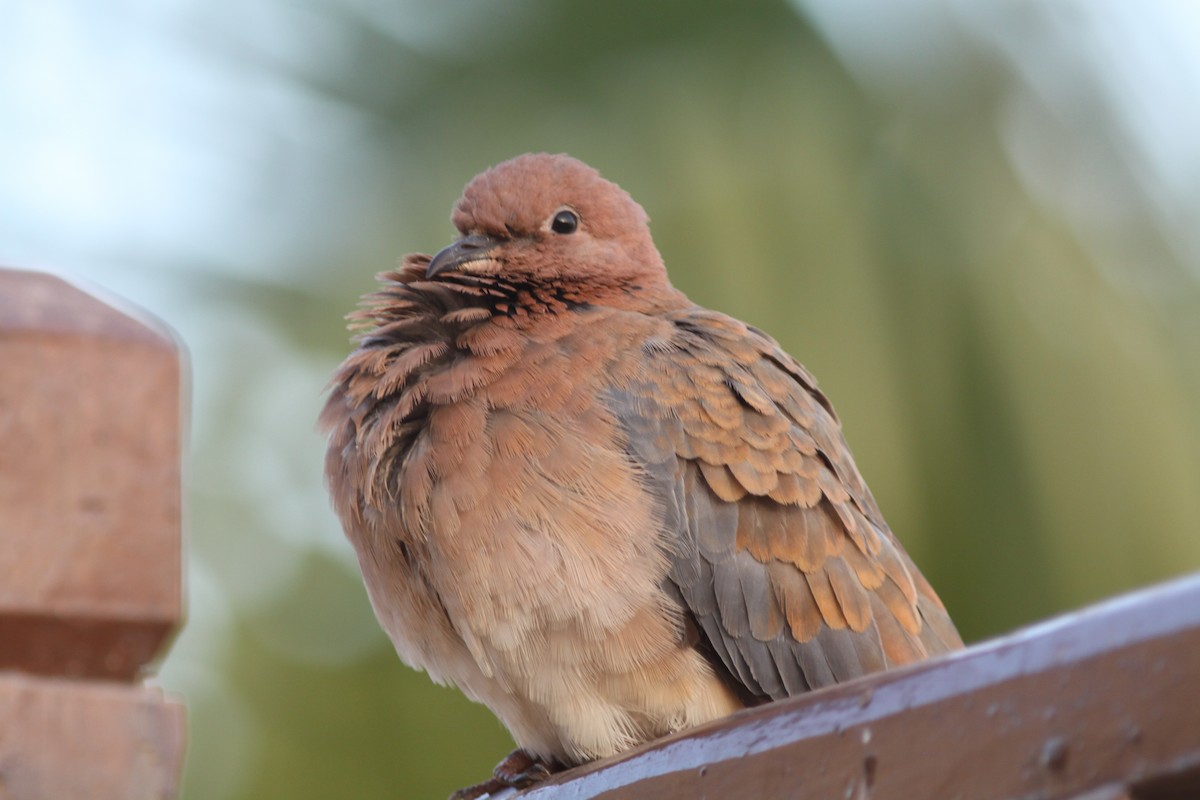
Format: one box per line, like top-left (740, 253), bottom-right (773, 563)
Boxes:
top-left (320, 153), bottom-right (962, 799)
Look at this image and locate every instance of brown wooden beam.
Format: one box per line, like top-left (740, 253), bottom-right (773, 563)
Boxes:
top-left (518, 573), bottom-right (1200, 799)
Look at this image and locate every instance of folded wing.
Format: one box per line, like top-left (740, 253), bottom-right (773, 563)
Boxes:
top-left (609, 308), bottom-right (962, 702)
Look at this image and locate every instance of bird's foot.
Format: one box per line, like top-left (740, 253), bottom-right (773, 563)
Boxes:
top-left (493, 748), bottom-right (561, 786)
top-left (449, 749), bottom-right (562, 800)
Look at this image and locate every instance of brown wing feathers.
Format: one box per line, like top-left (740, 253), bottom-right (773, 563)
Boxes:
top-left (612, 308), bottom-right (960, 703)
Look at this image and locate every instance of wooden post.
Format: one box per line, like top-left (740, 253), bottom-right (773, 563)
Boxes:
top-left (0, 268), bottom-right (186, 800)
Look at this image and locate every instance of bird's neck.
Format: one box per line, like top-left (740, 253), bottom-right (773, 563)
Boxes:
top-left (424, 271), bottom-right (689, 323)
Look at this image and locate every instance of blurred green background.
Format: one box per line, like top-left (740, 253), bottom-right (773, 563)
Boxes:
top-left (4, 1), bottom-right (1200, 798)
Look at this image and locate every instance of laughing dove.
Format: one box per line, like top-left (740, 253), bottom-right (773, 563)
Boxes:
top-left (321, 153), bottom-right (962, 798)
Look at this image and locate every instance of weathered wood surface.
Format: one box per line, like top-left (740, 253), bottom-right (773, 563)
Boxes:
top-left (0, 673), bottom-right (186, 800)
top-left (0, 268), bottom-right (182, 680)
top-left (0, 267), bottom-right (186, 799)
top-left (512, 572), bottom-right (1200, 800)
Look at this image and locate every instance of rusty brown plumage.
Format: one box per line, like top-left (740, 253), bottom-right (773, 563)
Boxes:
top-left (321, 153), bottom-right (962, 797)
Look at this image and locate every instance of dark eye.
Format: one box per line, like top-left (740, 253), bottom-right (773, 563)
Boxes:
top-left (550, 209), bottom-right (579, 234)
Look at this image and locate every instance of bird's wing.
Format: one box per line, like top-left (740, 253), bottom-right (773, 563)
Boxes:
top-left (608, 307), bottom-right (961, 702)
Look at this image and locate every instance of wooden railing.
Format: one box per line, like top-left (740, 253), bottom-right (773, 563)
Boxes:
top-left (0, 267), bottom-right (186, 800)
top-left (508, 573), bottom-right (1200, 799)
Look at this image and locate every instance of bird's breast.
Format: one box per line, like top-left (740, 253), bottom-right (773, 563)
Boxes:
top-left (336, 314), bottom-right (742, 760)
top-left (330, 308), bottom-right (680, 646)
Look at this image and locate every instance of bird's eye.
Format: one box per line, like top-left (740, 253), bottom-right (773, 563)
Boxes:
top-left (550, 209), bottom-right (579, 234)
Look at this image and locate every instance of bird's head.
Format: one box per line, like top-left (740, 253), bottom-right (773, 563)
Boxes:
top-left (424, 154), bottom-right (673, 301)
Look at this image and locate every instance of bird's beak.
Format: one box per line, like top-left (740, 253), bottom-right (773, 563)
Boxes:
top-left (425, 234), bottom-right (502, 279)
